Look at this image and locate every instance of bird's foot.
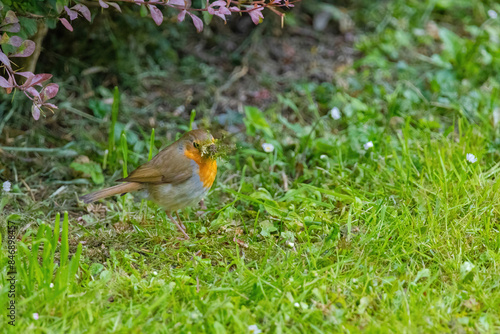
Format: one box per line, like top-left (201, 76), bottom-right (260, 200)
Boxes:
top-left (167, 212), bottom-right (190, 240)
top-left (175, 224), bottom-right (190, 240)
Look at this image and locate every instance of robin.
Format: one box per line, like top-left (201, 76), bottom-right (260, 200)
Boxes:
top-left (80, 129), bottom-right (217, 239)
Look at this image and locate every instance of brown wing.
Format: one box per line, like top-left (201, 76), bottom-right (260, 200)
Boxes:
top-left (117, 144), bottom-right (193, 185)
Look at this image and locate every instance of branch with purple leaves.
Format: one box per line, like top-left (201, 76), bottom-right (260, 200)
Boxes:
top-left (0, 0), bottom-right (298, 120)
top-left (93, 0), bottom-right (297, 32)
top-left (0, 11), bottom-right (58, 120)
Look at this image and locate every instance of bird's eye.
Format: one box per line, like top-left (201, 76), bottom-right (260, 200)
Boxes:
top-left (193, 142), bottom-right (200, 149)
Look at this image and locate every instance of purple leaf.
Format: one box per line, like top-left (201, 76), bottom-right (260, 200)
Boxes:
top-left (208, 1), bottom-right (231, 22)
top-left (21, 75), bottom-right (34, 88)
top-left (60, 18), bottom-right (74, 31)
top-left (6, 76), bottom-right (14, 94)
top-left (15, 71), bottom-right (35, 79)
top-left (0, 76), bottom-right (14, 88)
top-left (72, 4), bottom-right (92, 22)
top-left (25, 87), bottom-right (40, 99)
top-left (169, 0), bottom-right (186, 6)
top-left (64, 6), bottom-right (79, 20)
top-left (0, 22), bottom-right (20, 33)
top-left (10, 39), bottom-right (36, 58)
top-left (41, 83), bottom-right (59, 101)
top-left (148, 5), bottom-right (163, 26)
top-left (98, 0), bottom-right (109, 8)
top-left (178, 10), bottom-right (187, 22)
top-left (1, 11), bottom-right (18, 33)
top-left (1, 11), bottom-right (19, 25)
top-left (30, 73), bottom-right (53, 87)
top-left (188, 12), bottom-right (204, 32)
top-left (43, 103), bottom-right (58, 109)
top-left (272, 0), bottom-right (294, 7)
top-left (247, 6), bottom-right (264, 25)
top-left (6, 35), bottom-right (23, 47)
top-left (210, 1), bottom-right (228, 7)
top-left (108, 2), bottom-right (122, 12)
top-left (0, 51), bottom-right (12, 70)
top-left (32, 105), bottom-right (41, 120)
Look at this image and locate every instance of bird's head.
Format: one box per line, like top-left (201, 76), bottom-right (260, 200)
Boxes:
top-left (180, 129), bottom-right (217, 161)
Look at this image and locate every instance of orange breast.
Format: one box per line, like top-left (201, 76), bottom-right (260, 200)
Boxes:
top-left (184, 150), bottom-right (217, 188)
top-left (198, 159), bottom-right (217, 188)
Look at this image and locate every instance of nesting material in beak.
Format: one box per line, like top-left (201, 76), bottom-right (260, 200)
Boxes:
top-left (200, 142), bottom-right (217, 158)
top-left (208, 144), bottom-right (217, 155)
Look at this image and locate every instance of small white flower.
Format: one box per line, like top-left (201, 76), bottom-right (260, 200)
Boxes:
top-left (3, 181), bottom-right (11, 192)
top-left (33, 313), bottom-right (39, 320)
top-left (248, 324), bottom-right (261, 334)
top-left (488, 10), bottom-right (498, 19)
top-left (320, 154), bottom-right (328, 160)
top-left (153, 271), bottom-right (158, 275)
top-left (364, 141), bottom-right (374, 150)
top-left (287, 242), bottom-right (294, 248)
top-left (413, 28), bottom-right (425, 36)
top-left (294, 302), bottom-right (300, 307)
top-left (461, 261), bottom-right (475, 274)
top-left (466, 153), bottom-right (477, 163)
top-left (50, 283), bottom-right (54, 288)
top-left (262, 143), bottom-right (274, 153)
top-left (330, 107), bottom-right (341, 120)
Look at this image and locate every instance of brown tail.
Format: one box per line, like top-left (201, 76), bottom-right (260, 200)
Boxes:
top-left (80, 182), bottom-right (144, 203)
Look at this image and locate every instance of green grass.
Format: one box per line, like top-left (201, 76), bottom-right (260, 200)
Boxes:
top-left (2, 0), bottom-right (500, 332)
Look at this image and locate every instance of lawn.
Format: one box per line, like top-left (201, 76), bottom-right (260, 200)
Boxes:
top-left (1, 0), bottom-right (500, 333)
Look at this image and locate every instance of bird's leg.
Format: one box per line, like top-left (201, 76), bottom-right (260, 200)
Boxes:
top-left (166, 211), bottom-right (190, 240)
top-left (199, 199), bottom-right (207, 210)
top-left (175, 211), bottom-right (186, 231)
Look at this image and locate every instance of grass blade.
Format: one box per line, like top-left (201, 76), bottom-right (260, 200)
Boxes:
top-left (148, 128), bottom-right (155, 161)
top-left (189, 109), bottom-right (196, 130)
top-left (60, 211), bottom-right (69, 267)
top-left (121, 132), bottom-right (128, 178)
top-left (108, 86), bottom-right (120, 168)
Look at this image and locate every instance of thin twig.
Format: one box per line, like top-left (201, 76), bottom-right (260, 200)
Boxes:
top-left (21, 179), bottom-right (36, 202)
top-left (0, 146), bottom-right (79, 157)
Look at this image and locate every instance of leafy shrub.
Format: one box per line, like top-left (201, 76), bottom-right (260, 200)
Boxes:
top-left (0, 0), bottom-right (298, 120)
